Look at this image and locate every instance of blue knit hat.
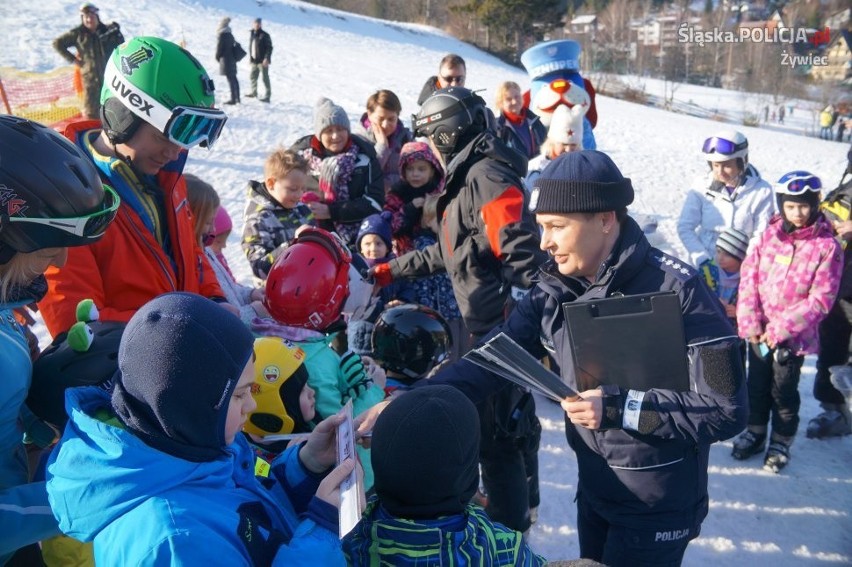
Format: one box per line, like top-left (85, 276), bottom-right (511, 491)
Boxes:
top-left (530, 150), bottom-right (634, 214)
top-left (111, 292), bottom-right (254, 462)
top-left (356, 211), bottom-right (393, 252)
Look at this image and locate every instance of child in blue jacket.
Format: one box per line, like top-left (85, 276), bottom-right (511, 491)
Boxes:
top-left (46, 293), bottom-right (357, 565)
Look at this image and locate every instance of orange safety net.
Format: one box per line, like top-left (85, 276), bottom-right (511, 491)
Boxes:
top-left (0, 66), bottom-right (83, 128)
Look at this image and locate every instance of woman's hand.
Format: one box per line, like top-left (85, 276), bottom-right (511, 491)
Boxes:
top-left (250, 288), bottom-right (265, 302)
top-left (562, 389), bottom-right (602, 430)
top-left (353, 400), bottom-right (391, 448)
top-left (370, 121), bottom-right (388, 147)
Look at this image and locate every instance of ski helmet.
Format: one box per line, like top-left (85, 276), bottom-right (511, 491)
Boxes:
top-left (245, 337), bottom-right (313, 437)
top-left (27, 321), bottom-right (124, 428)
top-left (0, 115), bottom-right (118, 264)
top-left (100, 36), bottom-right (225, 149)
top-left (774, 170), bottom-right (822, 221)
top-left (413, 87), bottom-right (488, 160)
top-left (702, 129), bottom-right (749, 167)
top-left (372, 304), bottom-right (452, 381)
top-left (263, 227), bottom-right (351, 330)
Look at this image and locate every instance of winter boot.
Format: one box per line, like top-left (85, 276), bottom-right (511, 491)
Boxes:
top-left (806, 403), bottom-right (852, 439)
top-left (731, 428), bottom-right (766, 460)
top-left (829, 365), bottom-right (852, 408)
top-left (763, 435), bottom-right (793, 473)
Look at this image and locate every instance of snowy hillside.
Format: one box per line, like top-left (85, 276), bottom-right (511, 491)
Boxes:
top-left (2, 0), bottom-right (850, 564)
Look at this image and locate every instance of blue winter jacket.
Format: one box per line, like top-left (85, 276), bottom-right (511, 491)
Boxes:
top-left (0, 285), bottom-right (60, 560)
top-left (47, 387), bottom-right (345, 566)
top-left (428, 217), bottom-right (748, 530)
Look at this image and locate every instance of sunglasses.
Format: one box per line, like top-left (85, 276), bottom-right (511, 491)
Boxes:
top-left (702, 137), bottom-right (748, 155)
top-left (775, 172), bottom-right (822, 195)
top-left (440, 75), bottom-right (465, 85)
top-left (4, 185), bottom-right (120, 245)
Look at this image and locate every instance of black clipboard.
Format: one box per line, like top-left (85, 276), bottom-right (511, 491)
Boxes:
top-left (563, 291), bottom-right (690, 392)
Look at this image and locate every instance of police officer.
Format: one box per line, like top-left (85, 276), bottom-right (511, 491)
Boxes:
top-left (424, 150), bottom-right (748, 565)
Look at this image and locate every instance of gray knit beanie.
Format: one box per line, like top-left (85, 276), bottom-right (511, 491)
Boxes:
top-left (530, 150), bottom-right (634, 214)
top-left (716, 227), bottom-right (749, 261)
top-left (314, 97), bottom-right (350, 138)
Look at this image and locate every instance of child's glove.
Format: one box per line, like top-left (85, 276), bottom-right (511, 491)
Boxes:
top-left (340, 350), bottom-right (373, 403)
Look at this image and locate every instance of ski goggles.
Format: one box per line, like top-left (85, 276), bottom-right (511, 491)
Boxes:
top-left (3, 185), bottom-right (120, 248)
top-left (104, 60), bottom-right (227, 150)
top-left (775, 172), bottom-right (822, 195)
top-left (702, 136), bottom-right (748, 156)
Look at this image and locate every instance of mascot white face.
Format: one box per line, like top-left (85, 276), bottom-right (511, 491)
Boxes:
top-left (530, 78), bottom-right (590, 127)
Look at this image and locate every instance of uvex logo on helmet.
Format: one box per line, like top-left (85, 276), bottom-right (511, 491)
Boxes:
top-left (110, 75), bottom-right (155, 117)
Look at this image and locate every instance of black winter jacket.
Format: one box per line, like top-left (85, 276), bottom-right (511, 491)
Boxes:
top-left (427, 217), bottom-right (748, 529)
top-left (387, 131), bottom-right (546, 334)
top-left (248, 29), bottom-right (273, 64)
top-left (417, 76), bottom-right (440, 106)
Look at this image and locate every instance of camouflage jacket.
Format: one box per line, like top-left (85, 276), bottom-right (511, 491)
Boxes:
top-left (241, 180), bottom-right (315, 279)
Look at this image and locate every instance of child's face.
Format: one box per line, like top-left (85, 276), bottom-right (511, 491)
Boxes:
top-left (715, 248), bottom-right (743, 273)
top-left (300, 383), bottom-right (316, 423)
top-left (210, 231), bottom-right (230, 254)
top-left (360, 234), bottom-right (388, 260)
top-left (267, 170), bottom-right (307, 209)
top-left (404, 159), bottom-right (435, 189)
top-left (711, 159), bottom-right (741, 186)
top-left (782, 201), bottom-right (812, 228)
top-left (320, 125), bottom-right (349, 154)
top-left (225, 359), bottom-right (258, 446)
top-left (500, 87), bottom-right (523, 116)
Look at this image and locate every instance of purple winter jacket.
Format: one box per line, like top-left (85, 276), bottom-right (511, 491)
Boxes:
top-left (737, 213), bottom-right (843, 355)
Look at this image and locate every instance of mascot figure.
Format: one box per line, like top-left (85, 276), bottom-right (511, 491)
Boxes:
top-left (521, 39), bottom-right (598, 150)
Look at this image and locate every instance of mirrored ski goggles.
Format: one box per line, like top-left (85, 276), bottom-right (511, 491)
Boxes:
top-left (702, 136), bottom-right (747, 155)
top-left (776, 172), bottom-right (821, 195)
top-left (163, 106), bottom-right (227, 150)
top-left (5, 185), bottom-right (120, 240)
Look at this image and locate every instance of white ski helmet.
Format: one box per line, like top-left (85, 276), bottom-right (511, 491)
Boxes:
top-left (702, 130), bottom-right (748, 165)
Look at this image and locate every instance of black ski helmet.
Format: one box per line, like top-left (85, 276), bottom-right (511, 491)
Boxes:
top-left (372, 304), bottom-right (452, 381)
top-left (413, 87), bottom-right (488, 160)
top-left (0, 115), bottom-right (117, 264)
top-left (27, 321), bottom-right (125, 428)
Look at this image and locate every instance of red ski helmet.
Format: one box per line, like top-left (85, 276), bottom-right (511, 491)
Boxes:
top-left (263, 228), bottom-right (351, 330)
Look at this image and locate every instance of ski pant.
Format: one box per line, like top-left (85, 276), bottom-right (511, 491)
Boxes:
top-left (476, 387), bottom-right (530, 532)
top-left (476, 386), bottom-right (540, 533)
top-left (815, 298), bottom-right (852, 406)
top-left (249, 63), bottom-right (271, 98)
top-left (747, 343), bottom-right (805, 437)
top-left (577, 493), bottom-right (696, 566)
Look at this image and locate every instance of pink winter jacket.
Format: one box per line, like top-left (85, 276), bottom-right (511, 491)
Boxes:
top-left (737, 214), bottom-right (843, 355)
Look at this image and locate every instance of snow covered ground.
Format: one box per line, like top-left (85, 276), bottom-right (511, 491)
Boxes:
top-left (2, 0), bottom-right (850, 563)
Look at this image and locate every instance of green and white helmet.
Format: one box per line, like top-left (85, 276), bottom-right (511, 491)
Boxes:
top-left (100, 36), bottom-right (226, 149)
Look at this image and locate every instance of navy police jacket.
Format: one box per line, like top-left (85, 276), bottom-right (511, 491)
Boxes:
top-left (428, 217), bottom-right (748, 529)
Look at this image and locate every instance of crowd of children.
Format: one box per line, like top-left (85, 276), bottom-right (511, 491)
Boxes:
top-left (3, 24), bottom-right (851, 566)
